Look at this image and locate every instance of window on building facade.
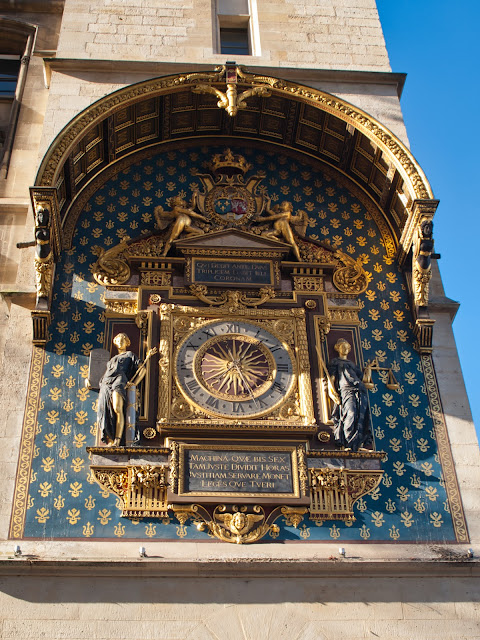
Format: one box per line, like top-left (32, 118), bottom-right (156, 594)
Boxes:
top-left (0, 55), bottom-right (21, 149)
top-left (219, 26), bottom-right (249, 55)
top-left (216, 0), bottom-right (258, 56)
top-left (0, 18), bottom-right (35, 175)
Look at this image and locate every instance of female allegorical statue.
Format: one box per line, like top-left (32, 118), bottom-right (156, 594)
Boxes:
top-left (95, 333), bottom-right (156, 446)
top-left (326, 338), bottom-right (372, 452)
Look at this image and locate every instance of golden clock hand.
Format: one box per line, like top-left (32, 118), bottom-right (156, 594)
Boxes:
top-left (234, 364), bottom-right (259, 407)
top-left (226, 346), bottom-right (241, 395)
top-left (204, 362), bottom-right (234, 391)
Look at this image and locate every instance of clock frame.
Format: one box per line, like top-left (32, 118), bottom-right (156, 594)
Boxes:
top-left (157, 303), bottom-right (316, 434)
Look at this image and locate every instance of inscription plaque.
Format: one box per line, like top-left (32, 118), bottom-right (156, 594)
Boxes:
top-left (176, 444), bottom-right (302, 498)
top-left (193, 259), bottom-right (272, 286)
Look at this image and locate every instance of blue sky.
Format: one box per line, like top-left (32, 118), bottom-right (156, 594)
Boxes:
top-left (377, 0), bottom-right (479, 437)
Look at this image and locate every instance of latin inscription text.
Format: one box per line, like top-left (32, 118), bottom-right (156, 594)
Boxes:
top-left (184, 449), bottom-right (294, 494)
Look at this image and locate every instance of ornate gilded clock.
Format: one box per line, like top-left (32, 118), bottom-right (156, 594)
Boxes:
top-left (175, 320), bottom-right (296, 418)
top-left (157, 304), bottom-right (316, 430)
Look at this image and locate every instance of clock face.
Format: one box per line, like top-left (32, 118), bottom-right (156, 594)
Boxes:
top-left (175, 320), bottom-right (296, 418)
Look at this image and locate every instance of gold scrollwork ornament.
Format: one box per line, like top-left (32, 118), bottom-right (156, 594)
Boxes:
top-left (92, 240), bottom-right (131, 286)
top-left (190, 65), bottom-right (272, 117)
top-left (189, 284), bottom-right (275, 309)
top-left (131, 465), bottom-right (167, 490)
top-left (170, 503), bottom-right (308, 544)
top-left (93, 469), bottom-right (128, 497)
top-left (105, 300), bottom-right (138, 315)
top-left (333, 249), bottom-right (368, 294)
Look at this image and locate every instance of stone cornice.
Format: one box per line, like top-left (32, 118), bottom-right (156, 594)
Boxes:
top-left (43, 58), bottom-right (406, 97)
top-left (0, 558), bottom-right (478, 578)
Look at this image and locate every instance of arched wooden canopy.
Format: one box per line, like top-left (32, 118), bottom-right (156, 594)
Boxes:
top-left (31, 69), bottom-right (438, 265)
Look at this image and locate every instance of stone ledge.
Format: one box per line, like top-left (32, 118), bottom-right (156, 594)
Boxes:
top-left (0, 558), bottom-right (478, 578)
top-left (43, 58), bottom-right (406, 97)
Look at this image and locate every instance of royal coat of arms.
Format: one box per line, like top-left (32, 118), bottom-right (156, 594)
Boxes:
top-left (192, 148), bottom-right (267, 227)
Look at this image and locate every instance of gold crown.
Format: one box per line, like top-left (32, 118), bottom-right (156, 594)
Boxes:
top-left (210, 149), bottom-right (252, 175)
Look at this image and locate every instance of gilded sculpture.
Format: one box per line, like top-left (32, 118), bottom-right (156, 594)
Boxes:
top-left (189, 284), bottom-right (275, 309)
top-left (155, 195), bottom-right (209, 257)
top-left (34, 204), bottom-right (54, 300)
top-left (257, 199), bottom-right (308, 261)
top-left (412, 218), bottom-right (434, 307)
top-left (326, 338), bottom-right (373, 452)
top-left (190, 65), bottom-right (272, 117)
top-left (89, 333), bottom-right (156, 447)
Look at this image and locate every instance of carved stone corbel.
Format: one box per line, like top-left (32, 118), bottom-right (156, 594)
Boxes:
top-left (413, 317), bottom-right (435, 354)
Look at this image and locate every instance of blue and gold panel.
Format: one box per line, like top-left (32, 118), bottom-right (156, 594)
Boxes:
top-left (11, 144), bottom-right (466, 542)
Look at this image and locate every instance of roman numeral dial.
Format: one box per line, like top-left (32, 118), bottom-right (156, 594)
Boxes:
top-left (175, 320), bottom-right (296, 419)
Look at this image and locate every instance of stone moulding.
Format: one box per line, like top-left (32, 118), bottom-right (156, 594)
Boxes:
top-left (0, 556), bottom-right (478, 578)
top-left (35, 69), bottom-right (432, 201)
top-left (32, 67), bottom-right (434, 264)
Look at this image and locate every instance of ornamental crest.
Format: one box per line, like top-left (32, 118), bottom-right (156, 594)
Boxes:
top-left (192, 149), bottom-right (267, 228)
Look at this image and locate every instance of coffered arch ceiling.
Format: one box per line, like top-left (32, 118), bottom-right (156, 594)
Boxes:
top-left (33, 72), bottom-right (435, 262)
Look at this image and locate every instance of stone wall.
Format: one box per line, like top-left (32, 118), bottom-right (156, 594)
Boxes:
top-left (0, 560), bottom-right (479, 639)
top-left (0, 2), bottom-right (478, 636)
top-left (55, 0), bottom-right (391, 71)
top-left (0, 4), bottom-right (63, 542)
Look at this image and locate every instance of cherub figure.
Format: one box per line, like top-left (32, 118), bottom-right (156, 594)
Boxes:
top-left (154, 194), bottom-right (209, 256)
top-left (257, 199), bottom-right (308, 261)
top-left (217, 510), bottom-right (263, 536)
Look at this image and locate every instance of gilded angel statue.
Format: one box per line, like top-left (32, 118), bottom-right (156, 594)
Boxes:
top-left (257, 199), bottom-right (309, 261)
top-left (216, 510), bottom-right (263, 537)
top-left (154, 194), bottom-right (209, 256)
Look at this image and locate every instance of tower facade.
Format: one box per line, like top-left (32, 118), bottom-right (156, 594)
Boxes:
top-left (0, 1), bottom-right (478, 637)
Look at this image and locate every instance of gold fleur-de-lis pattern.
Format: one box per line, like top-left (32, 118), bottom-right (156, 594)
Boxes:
top-left (18, 145), bottom-right (462, 541)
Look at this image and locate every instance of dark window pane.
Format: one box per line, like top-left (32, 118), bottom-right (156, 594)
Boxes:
top-left (220, 28), bottom-right (249, 55)
top-left (0, 59), bottom-right (20, 95)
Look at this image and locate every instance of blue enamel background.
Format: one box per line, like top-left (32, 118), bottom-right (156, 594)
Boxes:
top-left (22, 144), bottom-right (456, 542)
